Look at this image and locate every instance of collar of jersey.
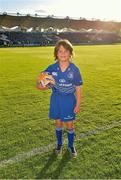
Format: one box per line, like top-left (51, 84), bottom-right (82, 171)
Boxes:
top-left (56, 61), bottom-right (72, 73)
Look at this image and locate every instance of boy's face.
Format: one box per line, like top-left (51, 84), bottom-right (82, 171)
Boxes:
top-left (57, 45), bottom-right (71, 62)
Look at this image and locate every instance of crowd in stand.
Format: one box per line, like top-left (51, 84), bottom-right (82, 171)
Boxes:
top-left (0, 31), bottom-right (120, 47)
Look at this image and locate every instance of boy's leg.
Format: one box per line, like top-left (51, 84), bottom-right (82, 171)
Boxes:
top-left (55, 119), bottom-right (63, 146)
top-left (65, 120), bottom-right (77, 157)
top-left (65, 121), bottom-right (74, 148)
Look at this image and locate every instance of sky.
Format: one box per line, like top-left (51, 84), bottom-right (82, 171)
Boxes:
top-left (0, 0), bottom-right (121, 21)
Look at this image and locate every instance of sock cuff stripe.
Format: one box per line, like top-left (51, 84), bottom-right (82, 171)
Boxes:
top-left (66, 128), bottom-right (75, 134)
top-left (56, 127), bottom-right (63, 131)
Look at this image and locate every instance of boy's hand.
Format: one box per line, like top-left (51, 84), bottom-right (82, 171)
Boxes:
top-left (74, 105), bottom-right (80, 114)
top-left (36, 80), bottom-right (49, 90)
top-left (49, 78), bottom-right (56, 85)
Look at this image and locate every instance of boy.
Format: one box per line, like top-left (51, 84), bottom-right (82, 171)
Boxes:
top-left (36, 39), bottom-right (83, 158)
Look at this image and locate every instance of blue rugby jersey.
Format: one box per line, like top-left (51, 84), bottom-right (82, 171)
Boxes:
top-left (43, 61), bottom-right (83, 95)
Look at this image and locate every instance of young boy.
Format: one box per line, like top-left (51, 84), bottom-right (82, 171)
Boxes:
top-left (36, 39), bottom-right (83, 158)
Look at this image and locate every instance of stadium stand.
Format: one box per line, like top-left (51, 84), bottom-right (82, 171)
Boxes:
top-left (0, 13), bottom-right (121, 47)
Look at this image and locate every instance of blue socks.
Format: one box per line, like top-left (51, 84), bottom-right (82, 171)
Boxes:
top-left (55, 127), bottom-right (75, 148)
top-left (56, 127), bottom-right (63, 146)
top-left (67, 128), bottom-right (75, 148)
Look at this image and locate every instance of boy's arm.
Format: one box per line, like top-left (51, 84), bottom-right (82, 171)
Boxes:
top-left (36, 65), bottom-right (52, 91)
top-left (36, 78), bottom-right (55, 90)
top-left (74, 86), bottom-right (82, 114)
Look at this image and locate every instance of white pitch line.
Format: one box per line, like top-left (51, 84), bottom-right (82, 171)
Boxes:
top-left (0, 120), bottom-right (121, 168)
top-left (75, 119), bottom-right (121, 140)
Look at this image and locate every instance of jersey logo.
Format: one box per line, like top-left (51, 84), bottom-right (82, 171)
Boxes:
top-left (67, 71), bottom-right (74, 79)
top-left (64, 115), bottom-right (74, 120)
top-left (59, 79), bottom-right (66, 83)
top-left (52, 72), bottom-right (58, 76)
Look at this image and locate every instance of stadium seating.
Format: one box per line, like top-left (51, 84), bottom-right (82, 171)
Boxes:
top-left (0, 14), bottom-right (121, 47)
top-left (0, 31), bottom-right (120, 47)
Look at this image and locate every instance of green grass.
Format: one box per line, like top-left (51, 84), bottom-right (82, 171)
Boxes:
top-left (0, 45), bottom-right (121, 179)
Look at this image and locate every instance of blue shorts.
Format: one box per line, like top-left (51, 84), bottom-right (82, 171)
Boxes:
top-left (49, 93), bottom-right (76, 122)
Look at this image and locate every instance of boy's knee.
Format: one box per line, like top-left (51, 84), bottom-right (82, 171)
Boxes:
top-left (65, 122), bottom-right (74, 129)
top-left (55, 125), bottom-right (63, 129)
top-left (55, 119), bottom-right (63, 128)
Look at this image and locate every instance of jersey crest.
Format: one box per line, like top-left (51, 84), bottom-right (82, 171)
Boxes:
top-left (67, 71), bottom-right (74, 79)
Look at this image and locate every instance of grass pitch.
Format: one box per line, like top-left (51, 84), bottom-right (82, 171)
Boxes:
top-left (0, 45), bottom-right (121, 178)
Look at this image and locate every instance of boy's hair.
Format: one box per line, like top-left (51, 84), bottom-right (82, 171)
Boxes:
top-left (54, 39), bottom-right (74, 60)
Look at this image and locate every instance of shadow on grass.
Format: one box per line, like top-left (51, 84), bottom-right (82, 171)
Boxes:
top-left (36, 149), bottom-right (70, 179)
